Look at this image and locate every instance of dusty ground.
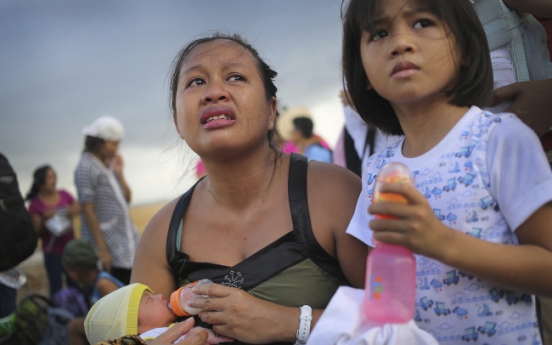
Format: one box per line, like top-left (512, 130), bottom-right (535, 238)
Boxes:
top-left (15, 202), bottom-right (165, 303)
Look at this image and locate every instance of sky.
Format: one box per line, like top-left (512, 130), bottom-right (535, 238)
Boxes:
top-left (0, 0), bottom-right (350, 205)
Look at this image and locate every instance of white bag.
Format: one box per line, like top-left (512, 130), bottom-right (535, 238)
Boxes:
top-left (45, 209), bottom-right (71, 237)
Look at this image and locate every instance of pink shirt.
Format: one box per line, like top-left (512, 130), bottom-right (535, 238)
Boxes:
top-left (28, 190), bottom-right (76, 254)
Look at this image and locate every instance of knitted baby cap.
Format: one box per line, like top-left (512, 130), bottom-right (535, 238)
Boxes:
top-left (84, 283), bottom-right (152, 344)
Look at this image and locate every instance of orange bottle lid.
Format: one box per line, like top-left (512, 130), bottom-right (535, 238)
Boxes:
top-left (170, 287), bottom-right (191, 317)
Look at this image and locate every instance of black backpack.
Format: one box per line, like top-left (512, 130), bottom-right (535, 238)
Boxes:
top-left (0, 153), bottom-right (37, 271)
top-left (0, 294), bottom-right (72, 345)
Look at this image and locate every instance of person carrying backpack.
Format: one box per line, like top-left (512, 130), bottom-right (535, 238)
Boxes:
top-left (0, 153), bottom-right (38, 317)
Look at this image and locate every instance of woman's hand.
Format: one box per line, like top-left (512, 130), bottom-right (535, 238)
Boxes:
top-left (368, 182), bottom-right (454, 261)
top-left (189, 283), bottom-right (297, 344)
top-left (149, 318), bottom-right (208, 345)
top-left (112, 154), bottom-right (123, 175)
top-left (489, 79), bottom-right (552, 137)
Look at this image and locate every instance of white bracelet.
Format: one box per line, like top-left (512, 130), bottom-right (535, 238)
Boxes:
top-left (295, 305), bottom-right (312, 345)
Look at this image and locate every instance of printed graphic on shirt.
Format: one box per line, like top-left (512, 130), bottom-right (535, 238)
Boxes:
top-left (363, 111), bottom-right (540, 344)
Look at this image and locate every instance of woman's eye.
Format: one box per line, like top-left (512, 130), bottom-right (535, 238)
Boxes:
top-left (228, 74), bottom-right (245, 82)
top-left (413, 19), bottom-right (432, 29)
top-left (371, 30), bottom-right (388, 41)
top-left (187, 78), bottom-right (205, 87)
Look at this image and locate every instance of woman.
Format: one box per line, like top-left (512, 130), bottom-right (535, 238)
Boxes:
top-left (74, 116), bottom-right (138, 285)
top-left (27, 165), bottom-right (79, 297)
top-left (130, 33), bottom-right (367, 345)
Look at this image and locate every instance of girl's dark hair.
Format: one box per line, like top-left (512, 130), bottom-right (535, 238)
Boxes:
top-left (26, 165), bottom-right (53, 201)
top-left (341, 0), bottom-right (493, 135)
top-left (168, 33), bottom-right (282, 148)
top-left (84, 135), bottom-right (105, 153)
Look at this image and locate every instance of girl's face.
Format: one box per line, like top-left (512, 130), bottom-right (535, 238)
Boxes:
top-left (138, 291), bottom-right (176, 333)
top-left (360, 0), bottom-right (462, 108)
top-left (40, 168), bottom-right (57, 193)
top-left (173, 39), bottom-right (276, 158)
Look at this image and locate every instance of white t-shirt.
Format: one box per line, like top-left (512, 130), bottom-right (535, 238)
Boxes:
top-left (347, 106), bottom-right (552, 344)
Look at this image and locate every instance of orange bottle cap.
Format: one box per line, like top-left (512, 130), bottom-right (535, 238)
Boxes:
top-left (169, 287), bottom-right (191, 317)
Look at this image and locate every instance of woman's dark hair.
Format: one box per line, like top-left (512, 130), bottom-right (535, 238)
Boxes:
top-left (168, 33), bottom-right (282, 148)
top-left (83, 135), bottom-right (105, 153)
top-left (26, 165), bottom-right (53, 201)
top-left (341, 0), bottom-right (493, 135)
top-left (293, 117), bottom-right (314, 138)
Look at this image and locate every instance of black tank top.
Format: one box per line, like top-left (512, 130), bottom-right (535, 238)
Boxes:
top-left (166, 153), bottom-right (348, 344)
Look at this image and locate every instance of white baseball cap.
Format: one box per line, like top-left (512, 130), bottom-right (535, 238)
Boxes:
top-left (82, 116), bottom-right (125, 141)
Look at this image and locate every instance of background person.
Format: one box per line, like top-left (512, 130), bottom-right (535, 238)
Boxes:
top-left (62, 239), bottom-right (124, 345)
top-left (290, 117), bottom-right (333, 162)
top-left (74, 116), bottom-right (138, 285)
top-left (26, 164), bottom-right (79, 298)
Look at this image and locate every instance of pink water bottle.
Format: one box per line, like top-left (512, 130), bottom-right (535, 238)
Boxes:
top-left (169, 279), bottom-right (213, 317)
top-left (363, 162), bottom-right (416, 324)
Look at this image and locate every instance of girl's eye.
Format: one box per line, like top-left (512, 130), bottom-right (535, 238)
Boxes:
top-left (413, 19), bottom-right (433, 29)
top-left (228, 74), bottom-right (245, 82)
top-left (186, 78), bottom-right (205, 87)
top-left (371, 29), bottom-right (388, 41)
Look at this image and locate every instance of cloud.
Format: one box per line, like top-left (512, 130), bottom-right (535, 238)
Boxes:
top-left (1, 0), bottom-right (346, 204)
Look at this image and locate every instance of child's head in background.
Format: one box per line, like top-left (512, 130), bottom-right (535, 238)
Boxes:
top-left (62, 239), bottom-right (100, 285)
top-left (341, 0), bottom-right (493, 135)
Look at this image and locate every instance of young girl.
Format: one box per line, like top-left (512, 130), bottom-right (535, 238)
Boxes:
top-left (342, 0), bottom-right (552, 343)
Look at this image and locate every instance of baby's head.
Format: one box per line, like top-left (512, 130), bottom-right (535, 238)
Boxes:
top-left (84, 283), bottom-right (177, 344)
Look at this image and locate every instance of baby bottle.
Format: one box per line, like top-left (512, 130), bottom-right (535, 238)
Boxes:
top-left (363, 162), bottom-right (416, 324)
top-left (169, 279), bottom-right (213, 317)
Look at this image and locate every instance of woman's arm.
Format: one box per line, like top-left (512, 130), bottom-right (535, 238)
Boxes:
top-left (30, 213), bottom-right (47, 236)
top-left (96, 277), bottom-right (123, 297)
top-left (307, 161), bottom-right (368, 288)
top-left (502, 0), bottom-right (552, 17)
top-left (490, 79), bottom-right (552, 137)
top-left (130, 199), bottom-right (179, 298)
top-left (112, 154), bottom-right (131, 203)
top-left (67, 199), bottom-right (80, 218)
top-left (82, 203), bottom-right (112, 272)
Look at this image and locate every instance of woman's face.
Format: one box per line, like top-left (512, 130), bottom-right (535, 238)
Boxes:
top-left (98, 140), bottom-right (119, 160)
top-left (40, 168), bottom-right (57, 193)
top-left (173, 39), bottom-right (277, 158)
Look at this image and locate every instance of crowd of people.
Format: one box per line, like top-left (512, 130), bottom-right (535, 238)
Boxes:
top-left (1, 0), bottom-right (552, 344)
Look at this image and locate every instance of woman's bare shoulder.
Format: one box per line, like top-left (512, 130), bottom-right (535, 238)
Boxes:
top-left (142, 196), bottom-right (181, 238)
top-left (307, 161), bottom-right (362, 197)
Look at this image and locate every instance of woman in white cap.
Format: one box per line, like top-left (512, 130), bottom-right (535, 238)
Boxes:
top-left (74, 116), bottom-right (138, 285)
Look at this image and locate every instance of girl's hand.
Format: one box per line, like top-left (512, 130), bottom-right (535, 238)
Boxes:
top-left (368, 182), bottom-right (453, 260)
top-left (189, 283), bottom-right (295, 344)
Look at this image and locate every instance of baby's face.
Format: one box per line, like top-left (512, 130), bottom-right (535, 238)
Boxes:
top-left (137, 291), bottom-right (177, 334)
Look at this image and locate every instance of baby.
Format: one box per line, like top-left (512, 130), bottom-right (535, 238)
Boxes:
top-left (84, 283), bottom-right (231, 344)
